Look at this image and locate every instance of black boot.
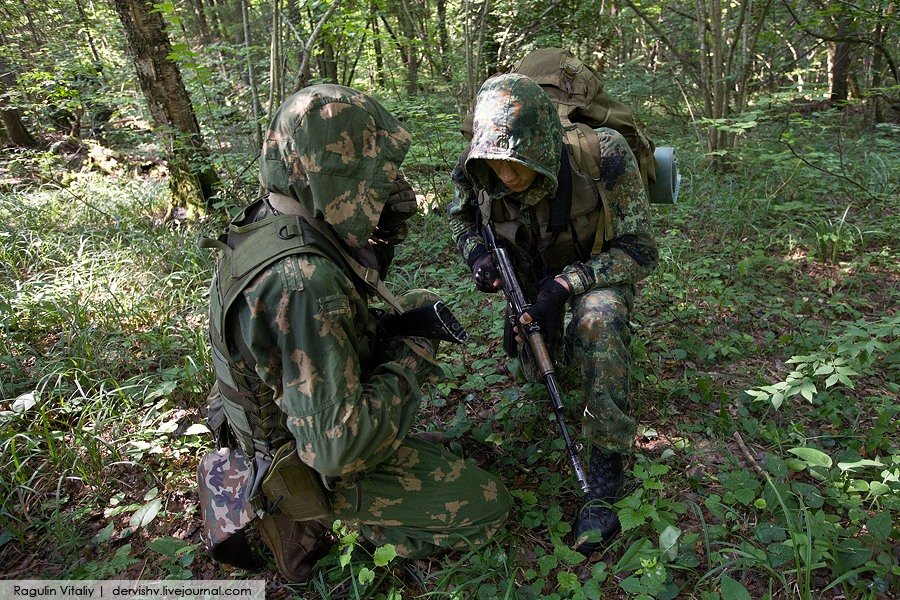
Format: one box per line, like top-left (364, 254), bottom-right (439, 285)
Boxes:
top-left (573, 447), bottom-right (624, 554)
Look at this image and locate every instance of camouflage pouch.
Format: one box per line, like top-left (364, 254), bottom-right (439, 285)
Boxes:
top-left (196, 447), bottom-right (263, 570)
top-left (261, 442), bottom-right (332, 522)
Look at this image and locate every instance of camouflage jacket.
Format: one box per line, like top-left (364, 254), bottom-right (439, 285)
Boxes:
top-left (210, 85), bottom-right (436, 479)
top-left (448, 74), bottom-right (658, 295)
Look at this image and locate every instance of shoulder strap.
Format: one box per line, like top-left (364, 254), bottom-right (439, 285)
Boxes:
top-left (563, 125), bottom-right (614, 255)
top-left (586, 128), bottom-right (614, 256)
top-left (268, 192), bottom-right (437, 366)
top-left (211, 214), bottom-right (325, 347)
top-left (268, 193), bottom-right (404, 313)
top-left (562, 123), bottom-right (602, 238)
top-left (564, 123), bottom-right (601, 179)
top-left (547, 147), bottom-right (573, 236)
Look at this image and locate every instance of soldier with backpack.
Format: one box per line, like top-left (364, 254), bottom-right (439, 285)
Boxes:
top-left (198, 84), bottom-right (510, 582)
top-left (448, 51), bottom-right (659, 552)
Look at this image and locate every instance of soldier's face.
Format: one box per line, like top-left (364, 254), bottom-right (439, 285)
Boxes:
top-left (485, 159), bottom-right (538, 192)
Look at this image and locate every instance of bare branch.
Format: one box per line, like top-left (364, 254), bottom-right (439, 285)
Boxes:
top-left (295, 0), bottom-right (344, 90)
top-left (781, 0), bottom-right (899, 86)
top-left (620, 0), bottom-right (702, 82)
top-left (779, 130), bottom-right (883, 201)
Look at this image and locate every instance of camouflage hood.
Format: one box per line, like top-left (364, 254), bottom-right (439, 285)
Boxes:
top-left (259, 84), bottom-right (412, 248)
top-left (465, 74), bottom-right (562, 206)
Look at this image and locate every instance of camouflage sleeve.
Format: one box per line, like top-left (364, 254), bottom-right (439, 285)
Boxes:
top-left (559, 129), bottom-right (658, 295)
top-left (447, 146), bottom-right (484, 261)
top-left (238, 254), bottom-right (434, 478)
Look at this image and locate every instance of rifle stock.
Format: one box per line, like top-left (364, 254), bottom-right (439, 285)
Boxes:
top-left (481, 222), bottom-right (591, 494)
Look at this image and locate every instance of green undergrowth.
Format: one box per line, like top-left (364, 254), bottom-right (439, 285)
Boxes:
top-left (0, 105), bottom-right (897, 599)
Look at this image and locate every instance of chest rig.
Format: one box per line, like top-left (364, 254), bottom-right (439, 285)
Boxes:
top-left (481, 126), bottom-right (614, 280)
top-left (203, 200), bottom-right (345, 456)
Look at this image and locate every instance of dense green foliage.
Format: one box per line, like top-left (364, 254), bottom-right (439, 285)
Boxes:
top-left (1, 0), bottom-right (898, 597)
top-left (1, 93), bottom-right (897, 597)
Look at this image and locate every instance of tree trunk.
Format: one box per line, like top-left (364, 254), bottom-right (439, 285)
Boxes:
top-left (370, 6), bottom-right (386, 88)
top-left (436, 0), bottom-right (450, 80)
top-left (295, 0), bottom-right (342, 91)
top-left (463, 0), bottom-right (492, 103)
top-left (321, 40), bottom-right (338, 83)
top-left (207, 0), bottom-right (228, 40)
top-left (481, 7), bottom-right (499, 78)
top-left (0, 58), bottom-right (39, 148)
top-left (213, 0), bottom-right (237, 42)
top-left (463, 0), bottom-right (475, 102)
top-left (20, 0), bottom-right (41, 46)
top-left (394, 0), bottom-right (420, 96)
top-left (829, 13), bottom-right (852, 103)
top-left (74, 0), bottom-right (103, 65)
top-left (0, 108), bottom-right (38, 148)
top-left (621, 0), bottom-right (770, 168)
top-left (267, 0), bottom-right (283, 116)
top-left (111, 0), bottom-right (219, 214)
top-left (404, 45), bottom-right (419, 97)
top-left (240, 0), bottom-right (262, 148)
top-left (871, 19), bottom-right (884, 124)
top-left (191, 0), bottom-right (214, 44)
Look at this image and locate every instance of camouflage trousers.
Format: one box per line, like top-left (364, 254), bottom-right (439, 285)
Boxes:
top-left (329, 436), bottom-right (511, 558)
top-left (563, 285), bottom-right (636, 455)
top-left (328, 289), bottom-right (510, 559)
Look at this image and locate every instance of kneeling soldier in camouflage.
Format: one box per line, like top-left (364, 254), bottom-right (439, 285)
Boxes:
top-left (198, 84), bottom-right (510, 582)
top-left (448, 73), bottom-right (658, 553)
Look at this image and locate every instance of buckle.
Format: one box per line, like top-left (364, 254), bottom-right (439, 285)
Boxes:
top-left (362, 268), bottom-right (379, 286)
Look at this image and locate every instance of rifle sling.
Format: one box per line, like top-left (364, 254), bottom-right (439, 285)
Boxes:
top-left (267, 192), bottom-right (436, 365)
top-left (268, 192), bottom-right (404, 313)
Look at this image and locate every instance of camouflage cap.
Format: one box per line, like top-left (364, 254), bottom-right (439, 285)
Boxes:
top-left (466, 74), bottom-right (562, 206)
top-left (259, 84), bottom-right (412, 248)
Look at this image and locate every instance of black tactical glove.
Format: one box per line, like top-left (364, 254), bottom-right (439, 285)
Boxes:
top-left (377, 175), bottom-right (417, 232)
top-left (369, 176), bottom-right (417, 278)
top-left (522, 277), bottom-right (570, 345)
top-left (466, 244), bottom-right (501, 293)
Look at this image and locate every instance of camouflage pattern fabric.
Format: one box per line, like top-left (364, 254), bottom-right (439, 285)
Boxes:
top-left (565, 286), bottom-right (636, 453)
top-left (331, 435), bottom-right (510, 558)
top-left (465, 73), bottom-right (562, 209)
top-left (448, 74), bottom-right (658, 455)
top-left (212, 84), bottom-right (509, 565)
top-left (259, 84), bottom-right (412, 249)
top-left (236, 262), bottom-right (443, 477)
top-left (196, 447), bottom-right (256, 548)
top-left (558, 129), bottom-right (657, 296)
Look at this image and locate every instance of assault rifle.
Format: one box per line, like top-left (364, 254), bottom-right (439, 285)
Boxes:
top-left (372, 301), bottom-right (470, 344)
top-left (481, 221), bottom-right (591, 493)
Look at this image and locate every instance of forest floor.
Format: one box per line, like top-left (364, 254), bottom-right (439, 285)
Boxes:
top-left (0, 108), bottom-right (897, 599)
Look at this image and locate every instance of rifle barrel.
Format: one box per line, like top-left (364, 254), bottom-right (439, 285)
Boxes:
top-left (482, 221), bottom-right (591, 495)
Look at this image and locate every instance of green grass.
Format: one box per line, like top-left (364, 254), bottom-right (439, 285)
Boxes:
top-left (0, 105), bottom-right (897, 598)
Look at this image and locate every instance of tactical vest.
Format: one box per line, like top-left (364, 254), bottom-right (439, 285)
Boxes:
top-left (480, 126), bottom-right (614, 277)
top-left (204, 200), bottom-right (345, 456)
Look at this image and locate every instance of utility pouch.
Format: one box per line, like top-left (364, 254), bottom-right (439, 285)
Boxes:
top-left (261, 442), bottom-right (332, 522)
top-left (196, 447), bottom-right (263, 570)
